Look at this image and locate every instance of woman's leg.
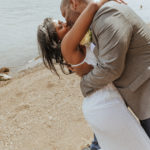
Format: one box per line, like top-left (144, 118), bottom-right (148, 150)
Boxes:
top-left (89, 117), bottom-right (150, 150)
top-left (82, 95), bottom-right (150, 150)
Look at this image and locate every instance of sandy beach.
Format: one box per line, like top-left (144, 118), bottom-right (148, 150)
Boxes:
top-left (0, 64), bottom-right (93, 150)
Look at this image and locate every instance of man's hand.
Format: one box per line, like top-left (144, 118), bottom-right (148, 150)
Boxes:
top-left (68, 63), bottom-right (93, 77)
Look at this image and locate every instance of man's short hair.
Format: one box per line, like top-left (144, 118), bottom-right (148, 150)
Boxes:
top-left (61, 0), bottom-right (87, 8)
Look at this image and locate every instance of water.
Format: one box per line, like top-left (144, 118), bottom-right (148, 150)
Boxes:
top-left (0, 0), bottom-right (150, 73)
top-left (0, 0), bottom-right (63, 72)
top-left (125, 0), bottom-right (150, 22)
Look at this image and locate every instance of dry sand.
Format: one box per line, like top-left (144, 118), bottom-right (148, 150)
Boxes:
top-left (0, 64), bottom-right (93, 150)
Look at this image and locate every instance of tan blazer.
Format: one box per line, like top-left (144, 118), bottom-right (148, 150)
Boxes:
top-left (80, 2), bottom-right (150, 120)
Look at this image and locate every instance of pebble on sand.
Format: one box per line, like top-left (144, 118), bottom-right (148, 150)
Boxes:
top-left (0, 67), bottom-right (11, 81)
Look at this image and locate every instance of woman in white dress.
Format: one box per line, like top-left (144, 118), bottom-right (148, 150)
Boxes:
top-left (37, 0), bottom-right (150, 149)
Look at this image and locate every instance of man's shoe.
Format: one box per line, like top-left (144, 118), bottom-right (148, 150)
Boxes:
top-left (82, 146), bottom-right (90, 150)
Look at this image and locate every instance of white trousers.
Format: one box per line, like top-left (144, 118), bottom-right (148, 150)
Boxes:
top-left (82, 83), bottom-right (150, 150)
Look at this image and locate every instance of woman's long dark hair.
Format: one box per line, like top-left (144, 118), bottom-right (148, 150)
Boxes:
top-left (37, 18), bottom-right (70, 76)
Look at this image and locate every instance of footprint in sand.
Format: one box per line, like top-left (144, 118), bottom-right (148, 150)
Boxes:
top-left (7, 105), bottom-right (30, 120)
top-left (15, 92), bottom-right (23, 97)
top-left (47, 82), bottom-right (54, 89)
top-left (15, 104), bottom-right (30, 113)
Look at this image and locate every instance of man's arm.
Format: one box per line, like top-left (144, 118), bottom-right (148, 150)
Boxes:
top-left (80, 8), bottom-right (133, 96)
top-left (69, 62), bottom-right (94, 77)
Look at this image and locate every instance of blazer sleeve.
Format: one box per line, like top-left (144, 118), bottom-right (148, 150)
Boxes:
top-left (80, 8), bottom-right (133, 97)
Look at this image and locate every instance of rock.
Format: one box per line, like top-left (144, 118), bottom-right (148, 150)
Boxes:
top-left (0, 73), bottom-right (12, 81)
top-left (0, 67), bottom-right (10, 73)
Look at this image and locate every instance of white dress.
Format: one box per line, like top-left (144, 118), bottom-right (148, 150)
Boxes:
top-left (80, 43), bottom-right (150, 150)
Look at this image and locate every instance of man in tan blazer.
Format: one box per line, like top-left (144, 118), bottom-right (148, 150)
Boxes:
top-left (60, 0), bottom-right (150, 149)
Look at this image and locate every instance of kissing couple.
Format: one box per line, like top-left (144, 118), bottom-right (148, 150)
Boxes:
top-left (37, 0), bottom-right (150, 149)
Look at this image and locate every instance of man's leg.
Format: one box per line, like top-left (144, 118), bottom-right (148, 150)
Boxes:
top-left (140, 118), bottom-right (150, 138)
top-left (90, 134), bottom-right (101, 150)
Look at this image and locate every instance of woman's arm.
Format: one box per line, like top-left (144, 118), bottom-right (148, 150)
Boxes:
top-left (61, 1), bottom-right (101, 64)
top-left (61, 0), bottom-right (126, 65)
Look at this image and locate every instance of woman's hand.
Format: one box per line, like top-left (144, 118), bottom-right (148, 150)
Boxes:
top-left (94, 0), bottom-right (127, 8)
top-left (114, 0), bottom-right (127, 4)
